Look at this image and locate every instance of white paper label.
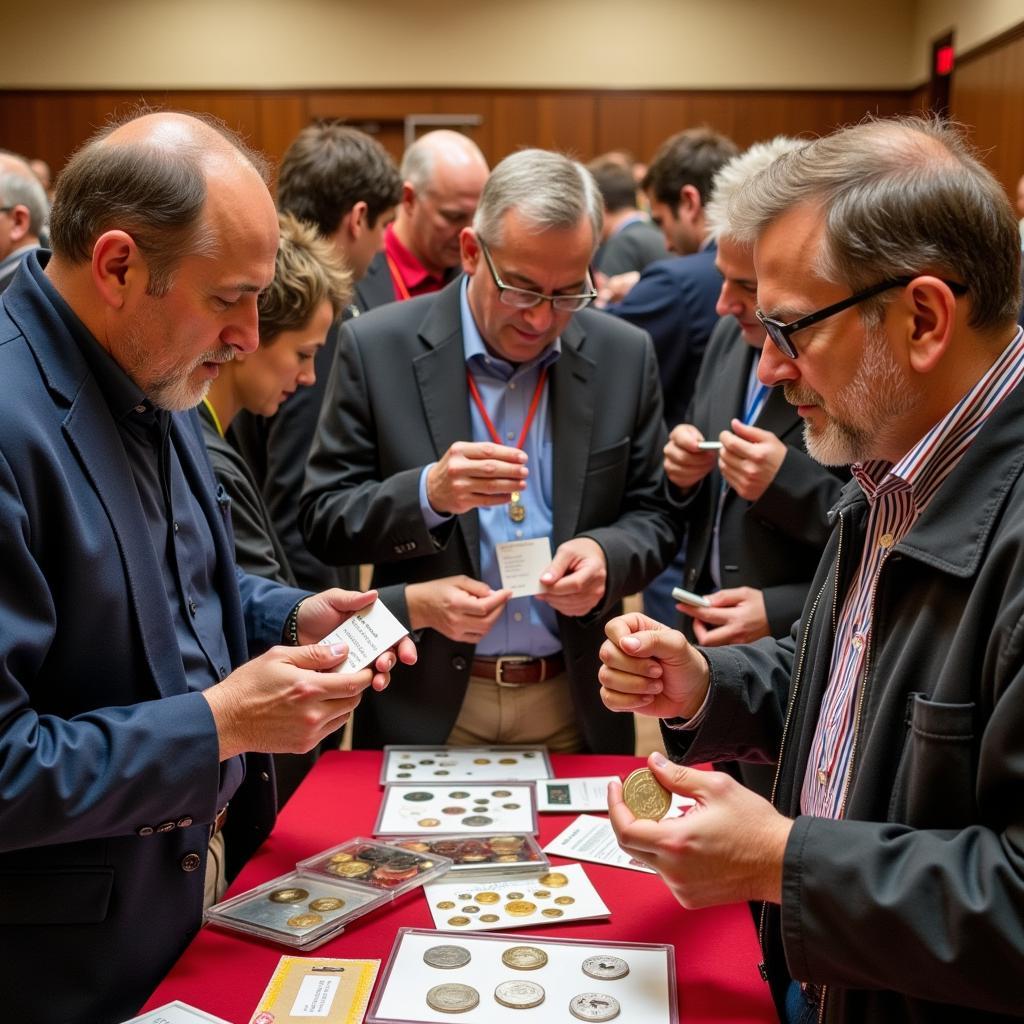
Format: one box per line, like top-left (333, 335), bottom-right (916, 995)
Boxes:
top-left (318, 598), bottom-right (408, 672)
top-left (290, 975), bottom-right (340, 1017)
top-left (495, 537), bottom-right (553, 597)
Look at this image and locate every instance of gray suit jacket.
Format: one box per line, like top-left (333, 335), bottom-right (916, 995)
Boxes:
top-left (300, 280), bottom-right (680, 752)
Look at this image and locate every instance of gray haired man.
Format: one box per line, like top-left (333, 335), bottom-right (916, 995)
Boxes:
top-left (599, 116), bottom-right (1024, 1022)
top-left (302, 148), bottom-right (680, 754)
top-left (0, 150), bottom-right (48, 292)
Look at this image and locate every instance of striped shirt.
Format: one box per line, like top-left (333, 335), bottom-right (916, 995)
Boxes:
top-left (801, 327), bottom-right (1024, 818)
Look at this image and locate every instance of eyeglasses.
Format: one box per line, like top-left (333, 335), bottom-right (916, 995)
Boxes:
top-left (756, 276), bottom-right (968, 359)
top-left (0, 207), bottom-right (13, 214)
top-left (479, 239), bottom-right (597, 312)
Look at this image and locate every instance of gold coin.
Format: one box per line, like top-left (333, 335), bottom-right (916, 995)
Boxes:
top-left (436, 900), bottom-right (456, 910)
top-left (447, 915), bottom-right (471, 926)
top-left (622, 767), bottom-right (672, 821)
top-left (554, 895), bottom-right (575, 905)
top-left (418, 818), bottom-right (441, 827)
top-left (498, 758), bottom-right (517, 765)
top-left (505, 900), bottom-right (537, 916)
top-left (480, 913), bottom-right (500, 922)
top-left (541, 908), bottom-right (564, 918)
top-left (496, 854), bottom-right (520, 862)
top-left (328, 852), bottom-right (354, 863)
top-left (489, 835), bottom-right (524, 851)
top-left (309, 897), bottom-right (345, 912)
top-left (268, 887), bottom-right (308, 903)
top-left (286, 912), bottom-right (323, 928)
top-left (330, 860), bottom-right (372, 878)
top-left (538, 872), bottom-right (569, 888)
top-left (476, 892), bottom-right (500, 904)
top-left (502, 945), bottom-right (549, 970)
top-left (533, 890), bottom-right (551, 899)
top-left (473, 758), bottom-right (492, 764)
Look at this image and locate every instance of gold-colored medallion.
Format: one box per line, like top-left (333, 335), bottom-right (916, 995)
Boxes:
top-left (622, 767), bottom-right (672, 821)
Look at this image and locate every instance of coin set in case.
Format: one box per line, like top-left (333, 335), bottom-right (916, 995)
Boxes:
top-left (421, 863), bottom-right (609, 932)
top-left (374, 782), bottom-right (538, 836)
top-left (389, 833), bottom-right (548, 876)
top-left (205, 838), bottom-right (453, 950)
top-left (366, 927), bottom-right (678, 1024)
top-left (380, 745), bottom-right (554, 784)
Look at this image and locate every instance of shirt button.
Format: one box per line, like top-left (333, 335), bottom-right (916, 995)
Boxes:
top-left (188, 597), bottom-right (197, 617)
top-left (177, 816), bottom-right (194, 829)
top-left (180, 852), bottom-right (202, 873)
top-left (852, 635), bottom-right (865, 651)
top-left (218, 665), bottom-right (227, 679)
top-left (515, 529), bottom-right (524, 539)
top-left (136, 825), bottom-right (154, 837)
top-left (452, 656), bottom-right (468, 671)
top-left (507, 431), bottom-right (515, 441)
top-left (817, 769), bottom-right (829, 786)
top-left (260, 771), bottom-right (271, 783)
top-left (879, 533), bottom-right (895, 549)
top-left (156, 820), bottom-right (176, 833)
top-left (173, 521), bottom-right (180, 534)
top-left (514, 612), bottom-right (524, 622)
top-left (508, 382), bottom-right (516, 390)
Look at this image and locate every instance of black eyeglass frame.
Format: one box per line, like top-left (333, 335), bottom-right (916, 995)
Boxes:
top-left (478, 238), bottom-right (598, 312)
top-left (756, 276), bottom-right (968, 359)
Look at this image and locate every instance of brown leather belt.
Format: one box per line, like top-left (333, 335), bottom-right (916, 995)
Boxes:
top-left (470, 654), bottom-right (565, 687)
top-left (211, 805), bottom-right (229, 836)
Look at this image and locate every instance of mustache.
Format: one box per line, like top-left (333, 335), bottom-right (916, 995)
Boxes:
top-left (196, 345), bottom-right (235, 366)
top-left (783, 382), bottom-right (822, 406)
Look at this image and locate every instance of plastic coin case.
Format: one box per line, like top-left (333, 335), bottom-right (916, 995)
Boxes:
top-left (380, 745), bottom-right (554, 784)
top-left (296, 836), bottom-right (455, 896)
top-left (387, 833), bottom-right (549, 876)
top-left (373, 782), bottom-right (539, 836)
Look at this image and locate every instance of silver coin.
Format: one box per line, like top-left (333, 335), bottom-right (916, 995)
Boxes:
top-left (423, 944), bottom-right (472, 969)
top-left (570, 992), bottom-right (621, 1022)
top-left (495, 979), bottom-right (545, 1009)
top-left (426, 983), bottom-right (480, 1013)
top-left (462, 815), bottom-right (493, 826)
top-left (582, 955), bottom-right (630, 980)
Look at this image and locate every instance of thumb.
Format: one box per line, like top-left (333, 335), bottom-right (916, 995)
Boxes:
top-left (541, 545), bottom-right (574, 584)
top-left (290, 641), bottom-right (349, 671)
top-left (648, 751), bottom-right (707, 799)
top-left (618, 627), bottom-right (689, 664)
top-left (458, 576), bottom-right (494, 598)
top-left (729, 418), bottom-right (769, 442)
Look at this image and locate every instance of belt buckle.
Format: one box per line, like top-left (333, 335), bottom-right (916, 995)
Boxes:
top-left (495, 655), bottom-right (531, 688)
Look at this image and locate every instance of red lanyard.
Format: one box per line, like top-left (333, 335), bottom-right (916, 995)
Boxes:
top-left (384, 252), bottom-right (413, 302)
top-left (466, 366), bottom-right (548, 450)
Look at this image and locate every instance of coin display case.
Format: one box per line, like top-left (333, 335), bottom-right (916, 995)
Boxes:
top-left (366, 927), bottom-right (678, 1024)
top-left (206, 839), bottom-right (453, 950)
top-left (386, 833), bottom-right (549, 876)
top-left (420, 862), bottom-right (610, 932)
top-left (374, 782), bottom-right (538, 836)
top-left (380, 745), bottom-right (554, 785)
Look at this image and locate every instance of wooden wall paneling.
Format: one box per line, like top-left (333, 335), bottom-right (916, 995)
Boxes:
top-left (534, 92), bottom-right (596, 159)
top-left (594, 94), bottom-right (646, 163)
top-left (489, 92), bottom-right (540, 160)
top-left (432, 90), bottom-right (494, 164)
top-left (254, 93), bottom-right (310, 171)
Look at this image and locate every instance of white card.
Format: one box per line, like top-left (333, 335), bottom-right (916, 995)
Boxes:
top-left (535, 776), bottom-right (618, 812)
top-left (421, 861), bottom-right (609, 931)
top-left (318, 598), bottom-right (409, 673)
top-left (374, 782), bottom-right (537, 836)
top-left (543, 814), bottom-right (656, 873)
top-left (494, 537), bottom-right (553, 597)
top-left (120, 1002), bottom-right (232, 1024)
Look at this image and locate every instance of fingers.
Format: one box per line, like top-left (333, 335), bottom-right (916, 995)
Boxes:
top-left (456, 576), bottom-right (496, 599)
top-left (604, 611), bottom-right (671, 642)
top-left (319, 587), bottom-right (378, 613)
top-left (289, 641), bottom-right (350, 672)
top-left (473, 587), bottom-right (513, 615)
top-left (648, 751), bottom-right (708, 799)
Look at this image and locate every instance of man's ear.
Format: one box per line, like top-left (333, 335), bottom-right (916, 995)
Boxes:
top-left (91, 230), bottom-right (148, 309)
top-left (7, 204), bottom-right (31, 244)
top-left (401, 181), bottom-right (417, 214)
top-left (678, 184), bottom-right (702, 224)
top-left (459, 227), bottom-right (480, 276)
top-left (897, 276), bottom-right (957, 374)
top-left (347, 201), bottom-right (369, 239)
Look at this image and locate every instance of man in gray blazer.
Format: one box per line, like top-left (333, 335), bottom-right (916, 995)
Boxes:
top-left (301, 149), bottom-right (680, 754)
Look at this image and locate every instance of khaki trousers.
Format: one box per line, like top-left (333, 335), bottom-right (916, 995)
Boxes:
top-left (447, 671), bottom-right (583, 752)
top-left (203, 830), bottom-right (228, 912)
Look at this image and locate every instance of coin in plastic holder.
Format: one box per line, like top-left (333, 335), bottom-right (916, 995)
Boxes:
top-left (427, 983), bottom-right (480, 1013)
top-left (501, 945), bottom-right (548, 970)
top-left (423, 944), bottom-right (472, 969)
top-left (582, 955), bottom-right (630, 980)
top-left (267, 887), bottom-right (308, 904)
top-left (495, 979), bottom-right (545, 1009)
top-left (570, 992), bottom-right (621, 1021)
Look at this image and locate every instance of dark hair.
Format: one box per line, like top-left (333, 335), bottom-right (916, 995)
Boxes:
top-left (48, 108), bottom-right (269, 296)
top-left (587, 159), bottom-right (638, 213)
top-left (276, 123), bottom-right (402, 236)
top-left (642, 127), bottom-right (739, 212)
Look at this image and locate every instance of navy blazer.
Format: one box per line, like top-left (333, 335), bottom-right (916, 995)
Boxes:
top-left (0, 254), bottom-right (304, 1024)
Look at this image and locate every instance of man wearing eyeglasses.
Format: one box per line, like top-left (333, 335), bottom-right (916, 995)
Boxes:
top-left (598, 116), bottom-right (1024, 1022)
top-left (302, 149), bottom-right (679, 753)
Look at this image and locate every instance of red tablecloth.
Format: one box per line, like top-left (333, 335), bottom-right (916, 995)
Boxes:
top-left (143, 750), bottom-right (778, 1023)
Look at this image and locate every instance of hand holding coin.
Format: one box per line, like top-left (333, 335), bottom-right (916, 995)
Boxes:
top-left (621, 767), bottom-right (671, 820)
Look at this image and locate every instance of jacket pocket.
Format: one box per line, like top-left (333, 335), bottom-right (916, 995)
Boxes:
top-left (888, 693), bottom-right (976, 828)
top-left (0, 866), bottom-right (114, 924)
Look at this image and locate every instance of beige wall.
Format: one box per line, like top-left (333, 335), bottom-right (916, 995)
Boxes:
top-left (912, 0), bottom-right (1024, 78)
top-left (8, 0), bottom-right (919, 90)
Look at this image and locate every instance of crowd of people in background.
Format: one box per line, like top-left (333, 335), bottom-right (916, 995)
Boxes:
top-left (2, 110), bottom-right (1024, 1024)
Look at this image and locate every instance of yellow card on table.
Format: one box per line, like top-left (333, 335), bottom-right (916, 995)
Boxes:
top-left (249, 957), bottom-right (380, 1024)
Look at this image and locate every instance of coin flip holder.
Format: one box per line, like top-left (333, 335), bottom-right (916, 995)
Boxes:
top-left (380, 745), bottom-right (554, 784)
top-left (366, 927), bottom-right (678, 1024)
top-left (421, 862), bottom-right (609, 932)
top-left (387, 833), bottom-right (549, 876)
top-left (296, 836), bottom-right (454, 898)
top-left (204, 869), bottom-right (390, 950)
top-left (374, 783), bottom-right (538, 836)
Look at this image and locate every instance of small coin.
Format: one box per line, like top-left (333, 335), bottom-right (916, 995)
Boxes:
top-left (447, 916), bottom-right (472, 927)
top-left (462, 815), bottom-right (493, 827)
top-left (424, 944), bottom-right (472, 969)
top-left (505, 891), bottom-right (524, 900)
top-left (505, 900), bottom-right (537, 916)
top-left (502, 803), bottom-right (521, 810)
top-left (461, 905), bottom-right (480, 914)
top-left (418, 818), bottom-right (442, 827)
top-left (268, 887), bottom-right (308, 904)
top-left (459, 853), bottom-right (488, 863)
top-left (427, 983), bottom-right (479, 1013)
top-left (420, 860), bottom-right (437, 869)
top-left (498, 758), bottom-right (519, 765)
top-left (449, 791), bottom-right (471, 799)
top-left (329, 860), bottom-right (372, 878)
top-left (436, 900), bottom-right (457, 909)
top-left (480, 913), bottom-right (500, 922)
top-left (496, 854), bottom-right (521, 862)
top-left (502, 945), bottom-right (549, 970)
top-left (398, 762), bottom-right (416, 769)
top-left (456, 892), bottom-right (473, 901)
top-left (286, 912), bottom-right (323, 928)
top-left (569, 992), bottom-right (621, 1021)
top-left (328, 852), bottom-right (354, 864)
top-left (554, 895), bottom-right (575, 905)
top-left (473, 798), bottom-right (490, 805)
top-left (492, 789), bottom-right (513, 797)
top-left (488, 835), bottom-right (524, 852)
top-left (420, 759), bottom-right (436, 765)
top-left (582, 955), bottom-right (630, 980)
top-left (404, 791), bottom-right (434, 802)
top-left (533, 890), bottom-right (551, 899)
top-left (495, 979), bottom-right (545, 1009)
top-left (541, 908), bottom-right (564, 918)
top-left (434, 770), bottom-right (451, 776)
top-left (622, 767), bottom-right (672, 821)
top-left (473, 758), bottom-right (492, 764)
top-left (399, 840), bottom-right (431, 853)
top-left (397, 772), bottom-right (411, 778)
top-left (538, 872), bottom-right (569, 888)
top-left (476, 891), bottom-right (501, 904)
top-left (443, 806), bottom-right (467, 815)
top-left (308, 897), bottom-right (345, 912)
top-left (523, 751), bottom-right (537, 757)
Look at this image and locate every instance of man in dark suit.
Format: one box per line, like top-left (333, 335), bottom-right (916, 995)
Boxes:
top-left (0, 150), bottom-right (47, 292)
top-left (301, 149), bottom-right (679, 755)
top-left (0, 111), bottom-right (412, 1024)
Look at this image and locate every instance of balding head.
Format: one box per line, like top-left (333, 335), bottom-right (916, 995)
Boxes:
top-left (50, 110), bottom-right (271, 296)
top-left (395, 130), bottom-right (489, 275)
top-left (0, 151), bottom-right (49, 259)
